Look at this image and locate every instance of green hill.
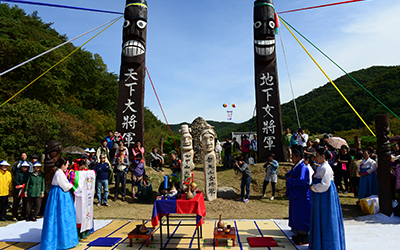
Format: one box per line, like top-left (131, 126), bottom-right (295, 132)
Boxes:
top-left (0, 3), bottom-right (168, 159)
top-left (281, 65), bottom-right (400, 133)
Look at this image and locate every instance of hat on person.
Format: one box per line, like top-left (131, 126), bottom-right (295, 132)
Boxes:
top-left (115, 131), bottom-right (120, 135)
top-left (0, 160), bottom-right (10, 166)
top-left (143, 174), bottom-right (149, 179)
top-left (314, 138), bottom-right (320, 143)
top-left (33, 162), bottom-right (42, 167)
top-left (119, 147), bottom-right (126, 151)
top-left (21, 161), bottom-right (30, 167)
top-left (85, 148), bottom-right (90, 152)
top-left (89, 148), bottom-right (95, 153)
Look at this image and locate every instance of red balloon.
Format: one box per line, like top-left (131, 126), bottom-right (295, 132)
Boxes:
top-left (232, 104), bottom-right (236, 108)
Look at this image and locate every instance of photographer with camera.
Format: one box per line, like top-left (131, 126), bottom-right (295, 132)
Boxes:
top-left (233, 156), bottom-right (252, 203)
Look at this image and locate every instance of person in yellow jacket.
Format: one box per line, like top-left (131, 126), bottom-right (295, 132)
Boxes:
top-left (0, 160), bottom-right (13, 221)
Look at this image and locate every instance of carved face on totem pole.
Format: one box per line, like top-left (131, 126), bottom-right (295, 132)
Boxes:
top-left (201, 125), bottom-right (216, 153)
top-left (44, 140), bottom-right (62, 169)
top-left (180, 125), bottom-right (193, 151)
top-left (122, 0), bottom-right (147, 64)
top-left (254, 0), bottom-right (276, 63)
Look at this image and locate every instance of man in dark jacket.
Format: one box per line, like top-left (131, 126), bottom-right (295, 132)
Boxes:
top-left (233, 156), bottom-right (252, 203)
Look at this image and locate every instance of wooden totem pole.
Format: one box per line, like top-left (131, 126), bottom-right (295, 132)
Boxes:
top-left (116, 0), bottom-right (148, 159)
top-left (202, 124), bottom-right (217, 201)
top-left (375, 114), bottom-right (393, 216)
top-left (180, 125), bottom-right (195, 184)
top-left (254, 0), bottom-right (283, 162)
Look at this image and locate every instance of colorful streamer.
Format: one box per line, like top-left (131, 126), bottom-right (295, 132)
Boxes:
top-left (0, 16), bottom-right (121, 77)
top-left (278, 16), bottom-right (400, 123)
top-left (0, 16), bottom-right (122, 108)
top-left (278, 0), bottom-right (368, 15)
top-left (1, 0), bottom-right (123, 15)
top-left (278, 15), bottom-right (376, 137)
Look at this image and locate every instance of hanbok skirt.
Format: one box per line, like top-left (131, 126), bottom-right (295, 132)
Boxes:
top-left (310, 180), bottom-right (345, 250)
top-left (40, 185), bottom-right (79, 250)
top-left (359, 169), bottom-right (378, 199)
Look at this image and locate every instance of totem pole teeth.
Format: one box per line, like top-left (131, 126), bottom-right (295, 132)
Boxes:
top-left (123, 40), bottom-right (145, 56)
top-left (254, 39), bottom-right (275, 56)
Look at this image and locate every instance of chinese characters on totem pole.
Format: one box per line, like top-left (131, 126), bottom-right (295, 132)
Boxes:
top-left (254, 0), bottom-right (283, 162)
top-left (116, 0), bottom-right (148, 160)
top-left (201, 124), bottom-right (217, 201)
top-left (180, 125), bottom-right (195, 184)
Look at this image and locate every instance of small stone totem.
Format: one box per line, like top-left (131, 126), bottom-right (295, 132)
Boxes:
top-left (179, 124), bottom-right (195, 184)
top-left (201, 124), bottom-right (217, 201)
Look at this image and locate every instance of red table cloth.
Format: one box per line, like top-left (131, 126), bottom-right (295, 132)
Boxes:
top-left (151, 191), bottom-right (206, 228)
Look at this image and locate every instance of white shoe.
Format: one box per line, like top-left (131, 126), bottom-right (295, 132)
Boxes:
top-left (270, 196), bottom-right (274, 201)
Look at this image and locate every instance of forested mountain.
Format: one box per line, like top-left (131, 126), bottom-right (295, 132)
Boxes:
top-left (0, 4), bottom-right (169, 159)
top-left (281, 65), bottom-right (400, 133)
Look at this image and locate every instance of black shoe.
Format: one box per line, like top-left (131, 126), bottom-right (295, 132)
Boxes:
top-left (159, 168), bottom-right (164, 172)
top-left (113, 197), bottom-right (117, 201)
top-left (293, 233), bottom-right (309, 245)
top-left (0, 218), bottom-right (6, 221)
top-left (122, 197), bottom-right (125, 202)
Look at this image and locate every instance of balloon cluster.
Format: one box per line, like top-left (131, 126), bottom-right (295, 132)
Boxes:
top-left (222, 103), bottom-right (236, 108)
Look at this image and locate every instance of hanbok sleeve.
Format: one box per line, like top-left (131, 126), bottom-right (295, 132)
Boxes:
top-left (366, 160), bottom-right (377, 174)
top-left (56, 170), bottom-right (73, 192)
top-left (311, 166), bottom-right (331, 193)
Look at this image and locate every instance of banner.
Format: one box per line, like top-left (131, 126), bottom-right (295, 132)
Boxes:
top-left (74, 170), bottom-right (96, 233)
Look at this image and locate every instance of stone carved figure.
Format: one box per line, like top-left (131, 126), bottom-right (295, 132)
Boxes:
top-left (201, 124), bottom-right (217, 201)
top-left (180, 125), bottom-right (195, 184)
top-left (254, 0), bottom-right (283, 162)
top-left (116, 0), bottom-right (148, 161)
top-left (44, 140), bottom-right (62, 195)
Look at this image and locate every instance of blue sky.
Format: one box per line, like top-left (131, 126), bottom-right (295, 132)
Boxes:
top-left (6, 0), bottom-right (400, 125)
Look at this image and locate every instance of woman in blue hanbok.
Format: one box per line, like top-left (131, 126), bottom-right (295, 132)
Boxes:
top-left (309, 147), bottom-right (345, 250)
top-left (358, 149), bottom-right (378, 199)
top-left (41, 157), bottom-right (79, 250)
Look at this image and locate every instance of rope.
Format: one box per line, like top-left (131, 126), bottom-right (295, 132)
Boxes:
top-left (1, 0), bottom-right (123, 15)
top-left (278, 15), bottom-right (376, 137)
top-left (277, 0), bottom-right (367, 14)
top-left (0, 16), bottom-right (122, 108)
top-left (279, 16), bottom-right (400, 122)
top-left (248, 105), bottom-right (256, 138)
top-left (0, 16), bottom-right (122, 77)
top-left (145, 67), bottom-right (181, 156)
top-left (278, 27), bottom-right (301, 129)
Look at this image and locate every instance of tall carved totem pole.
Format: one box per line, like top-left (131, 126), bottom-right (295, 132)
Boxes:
top-left (116, 0), bottom-right (148, 157)
top-left (254, 0), bottom-right (283, 162)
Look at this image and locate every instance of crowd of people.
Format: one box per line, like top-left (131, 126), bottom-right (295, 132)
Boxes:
top-left (2, 127), bottom-right (400, 249)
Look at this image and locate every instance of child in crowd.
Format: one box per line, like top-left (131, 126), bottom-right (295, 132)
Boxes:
top-left (12, 161), bottom-right (30, 221)
top-left (94, 154), bottom-right (110, 206)
top-left (88, 148), bottom-right (97, 169)
top-left (0, 161), bottom-right (13, 221)
top-left (130, 155), bottom-right (145, 198)
top-left (137, 175), bottom-right (153, 203)
top-left (261, 154), bottom-right (279, 200)
top-left (233, 156), bottom-right (252, 203)
top-left (25, 162), bottom-right (45, 221)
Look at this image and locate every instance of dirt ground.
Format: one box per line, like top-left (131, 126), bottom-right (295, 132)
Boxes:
top-left (0, 161), bottom-right (365, 227)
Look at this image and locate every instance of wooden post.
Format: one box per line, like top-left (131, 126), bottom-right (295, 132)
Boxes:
top-left (354, 136), bottom-right (361, 149)
top-left (160, 137), bottom-right (164, 155)
top-left (375, 114), bottom-right (393, 216)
